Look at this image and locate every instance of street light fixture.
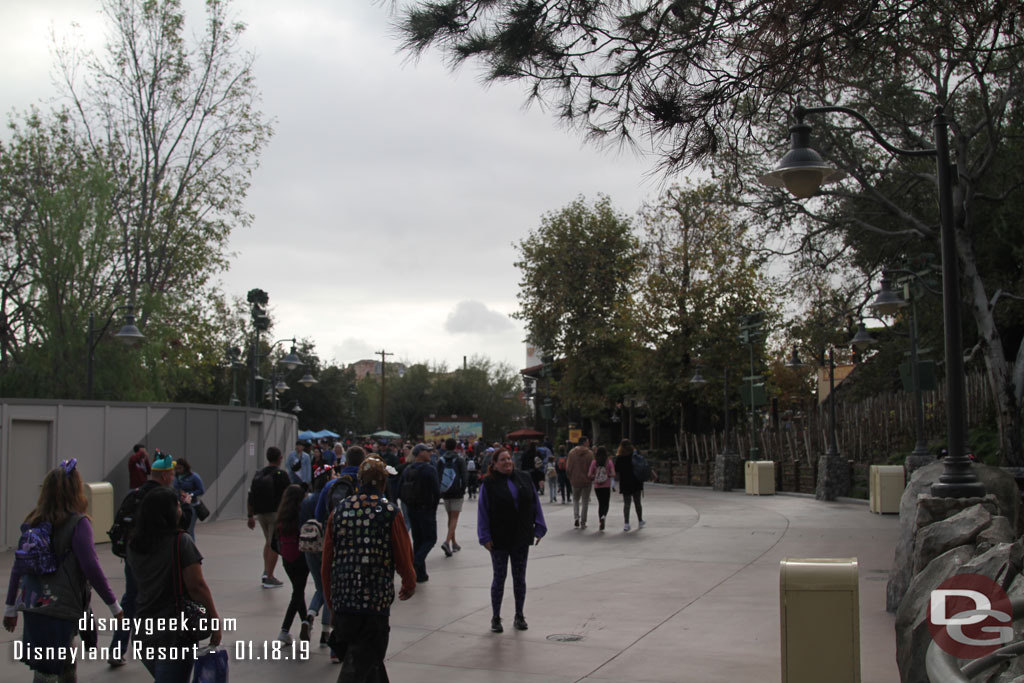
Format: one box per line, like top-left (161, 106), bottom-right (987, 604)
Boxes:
top-left (760, 104), bottom-right (983, 499)
top-left (298, 371), bottom-right (318, 388)
top-left (87, 304), bottom-right (145, 399)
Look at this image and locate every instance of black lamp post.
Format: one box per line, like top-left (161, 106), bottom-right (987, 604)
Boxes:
top-left (87, 304), bottom-right (144, 400)
top-left (760, 104), bottom-right (983, 499)
top-left (227, 346), bottom-right (245, 406)
top-left (691, 363), bottom-right (742, 490)
top-left (870, 269), bottom-right (935, 472)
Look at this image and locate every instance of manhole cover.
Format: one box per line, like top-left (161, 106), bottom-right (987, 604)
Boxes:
top-left (547, 634), bottom-right (584, 642)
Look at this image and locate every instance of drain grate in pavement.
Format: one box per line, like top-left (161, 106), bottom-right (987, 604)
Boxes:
top-left (547, 634), bottom-right (584, 642)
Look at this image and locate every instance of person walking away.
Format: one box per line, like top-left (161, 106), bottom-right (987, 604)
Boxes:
top-left (173, 457), bottom-right (205, 539)
top-left (615, 439), bottom-right (646, 531)
top-left (566, 437), bottom-right (595, 529)
top-left (107, 451), bottom-right (194, 666)
top-left (300, 465), bottom-right (335, 654)
top-left (397, 443), bottom-right (440, 582)
top-left (588, 446), bottom-right (616, 531)
top-left (438, 438), bottom-right (467, 557)
top-left (247, 447), bottom-right (291, 588)
top-left (274, 485), bottom-right (310, 644)
top-left (314, 446), bottom-right (362, 525)
top-left (555, 446), bottom-right (571, 504)
top-left (4, 459), bottom-right (124, 682)
top-left (128, 486), bottom-right (221, 682)
top-left (545, 456), bottom-right (558, 502)
top-left (128, 443), bottom-right (151, 489)
top-left (466, 453), bottom-right (479, 499)
top-left (477, 449), bottom-right (547, 633)
top-left (322, 457), bottom-right (416, 680)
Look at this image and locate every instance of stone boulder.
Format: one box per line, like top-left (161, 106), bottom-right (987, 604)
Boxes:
top-left (886, 462), bottom-right (1020, 612)
top-left (913, 505), bottom-right (992, 573)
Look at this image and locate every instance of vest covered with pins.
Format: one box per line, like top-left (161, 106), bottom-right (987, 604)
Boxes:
top-left (329, 492), bottom-right (398, 615)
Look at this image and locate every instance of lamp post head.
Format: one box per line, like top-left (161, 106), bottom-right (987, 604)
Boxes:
top-left (759, 116), bottom-right (846, 198)
top-left (114, 306), bottom-right (144, 346)
top-left (689, 367), bottom-right (708, 387)
top-left (850, 321), bottom-right (875, 350)
top-left (298, 372), bottom-right (318, 388)
top-left (275, 380), bottom-right (289, 394)
top-left (785, 345), bottom-right (805, 368)
top-left (280, 342), bottom-right (303, 371)
top-left (869, 271), bottom-right (908, 316)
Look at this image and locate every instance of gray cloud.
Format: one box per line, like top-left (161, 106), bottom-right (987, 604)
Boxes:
top-left (445, 301), bottom-right (514, 335)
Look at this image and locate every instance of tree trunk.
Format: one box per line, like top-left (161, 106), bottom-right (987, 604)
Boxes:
top-left (959, 223), bottom-right (1023, 465)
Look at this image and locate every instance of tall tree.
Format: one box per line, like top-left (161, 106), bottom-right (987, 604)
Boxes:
top-left (514, 195), bottom-right (640, 424)
top-left (56, 0), bottom-right (272, 326)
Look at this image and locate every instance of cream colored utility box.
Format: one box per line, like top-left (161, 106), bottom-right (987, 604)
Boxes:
top-left (780, 558), bottom-right (860, 683)
top-left (745, 460), bottom-right (775, 495)
top-left (84, 482), bottom-right (114, 544)
top-left (869, 465), bottom-right (905, 514)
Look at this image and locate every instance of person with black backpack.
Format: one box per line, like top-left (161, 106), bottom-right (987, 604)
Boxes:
top-left (246, 447), bottom-right (291, 589)
top-left (4, 459), bottom-right (123, 681)
top-left (397, 444), bottom-right (440, 582)
top-left (314, 446), bottom-right (364, 525)
top-left (106, 451), bottom-right (193, 666)
top-left (437, 438), bottom-right (467, 558)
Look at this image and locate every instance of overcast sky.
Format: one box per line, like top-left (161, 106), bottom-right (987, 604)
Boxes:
top-left (0, 0), bottom-right (676, 373)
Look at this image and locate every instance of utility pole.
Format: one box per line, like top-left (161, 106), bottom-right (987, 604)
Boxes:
top-left (376, 349), bottom-right (394, 429)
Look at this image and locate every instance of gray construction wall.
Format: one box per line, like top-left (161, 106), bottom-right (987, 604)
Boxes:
top-left (0, 399), bottom-right (297, 550)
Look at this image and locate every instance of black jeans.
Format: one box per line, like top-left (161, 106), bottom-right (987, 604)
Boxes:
top-left (623, 491), bottom-right (643, 524)
top-left (406, 506), bottom-right (437, 578)
top-left (332, 611), bottom-right (391, 683)
top-left (282, 555), bottom-right (309, 631)
top-left (595, 486), bottom-right (611, 520)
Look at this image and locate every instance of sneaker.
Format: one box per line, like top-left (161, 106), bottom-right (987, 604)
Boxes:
top-left (490, 617), bottom-right (503, 633)
top-left (300, 619), bottom-right (311, 642)
top-left (416, 572), bottom-right (429, 583)
top-left (581, 522), bottom-right (587, 529)
top-left (441, 541), bottom-right (453, 557)
top-left (330, 652), bottom-right (340, 664)
top-left (107, 656), bottom-right (126, 668)
top-left (319, 632), bottom-right (330, 649)
top-left (638, 520), bottom-right (646, 529)
top-left (262, 576), bottom-right (284, 589)
top-left (452, 542), bottom-right (462, 552)
top-left (514, 615), bottom-right (528, 631)
top-left (574, 518), bottom-right (580, 528)
top-left (599, 517), bottom-right (605, 531)
top-left (624, 523), bottom-right (631, 532)
top-left (277, 631), bottom-right (293, 645)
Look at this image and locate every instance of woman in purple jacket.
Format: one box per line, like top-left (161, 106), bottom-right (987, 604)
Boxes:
top-left (477, 449), bottom-right (547, 634)
top-left (4, 459), bottom-right (123, 681)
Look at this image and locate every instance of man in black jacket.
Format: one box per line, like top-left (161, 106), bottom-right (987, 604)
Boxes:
top-left (246, 447), bottom-right (291, 588)
top-left (397, 444), bottom-right (440, 582)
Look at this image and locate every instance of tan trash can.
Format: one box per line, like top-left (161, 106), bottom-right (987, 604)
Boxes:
top-left (84, 482), bottom-right (114, 544)
top-left (869, 465), bottom-right (905, 514)
top-left (745, 460), bottom-right (775, 495)
top-left (780, 558), bottom-right (860, 683)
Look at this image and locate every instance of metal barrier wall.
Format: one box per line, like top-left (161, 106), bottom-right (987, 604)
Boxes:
top-left (0, 399), bottom-right (297, 550)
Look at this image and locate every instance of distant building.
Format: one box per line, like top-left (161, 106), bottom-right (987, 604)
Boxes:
top-left (348, 359), bottom-right (406, 380)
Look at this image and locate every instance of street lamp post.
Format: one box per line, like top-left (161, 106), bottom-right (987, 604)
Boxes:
top-left (87, 305), bottom-right (144, 400)
top-left (691, 364), bottom-right (742, 490)
top-left (760, 104), bottom-right (983, 499)
top-left (870, 269), bottom-right (934, 473)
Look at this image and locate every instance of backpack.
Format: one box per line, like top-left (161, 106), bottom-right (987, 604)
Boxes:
top-left (108, 488), bottom-right (145, 558)
top-left (14, 523), bottom-right (60, 575)
top-left (249, 467), bottom-right (279, 514)
top-left (594, 464), bottom-right (609, 485)
top-left (401, 464), bottom-right (433, 507)
top-left (439, 455), bottom-right (463, 495)
top-left (557, 455), bottom-right (567, 471)
top-left (328, 475), bottom-right (356, 513)
top-left (466, 458), bottom-right (477, 472)
top-left (632, 452), bottom-right (653, 483)
top-left (298, 518), bottom-right (324, 553)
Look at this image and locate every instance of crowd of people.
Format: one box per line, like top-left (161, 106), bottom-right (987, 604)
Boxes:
top-left (5, 433), bottom-right (650, 682)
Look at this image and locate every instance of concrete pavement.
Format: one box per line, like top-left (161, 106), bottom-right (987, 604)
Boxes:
top-left (1, 484), bottom-right (899, 682)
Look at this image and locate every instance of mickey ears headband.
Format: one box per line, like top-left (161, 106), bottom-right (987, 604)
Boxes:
top-left (61, 458), bottom-right (77, 476)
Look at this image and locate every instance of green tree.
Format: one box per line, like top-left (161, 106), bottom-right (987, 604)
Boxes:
top-left (514, 195), bottom-right (640, 427)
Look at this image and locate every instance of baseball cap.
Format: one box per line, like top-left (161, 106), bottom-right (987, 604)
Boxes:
top-left (411, 443), bottom-right (434, 457)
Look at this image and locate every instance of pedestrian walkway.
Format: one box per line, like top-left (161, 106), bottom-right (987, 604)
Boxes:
top-left (1, 484), bottom-right (899, 682)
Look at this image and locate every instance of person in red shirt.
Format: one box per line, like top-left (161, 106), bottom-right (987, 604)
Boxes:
top-left (127, 444), bottom-right (150, 489)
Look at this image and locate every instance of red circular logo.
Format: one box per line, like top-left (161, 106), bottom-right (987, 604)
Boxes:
top-left (927, 573), bottom-right (1013, 659)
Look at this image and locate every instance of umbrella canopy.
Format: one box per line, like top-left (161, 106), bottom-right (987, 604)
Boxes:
top-left (505, 428), bottom-right (546, 440)
top-left (371, 430), bottom-right (401, 439)
top-left (313, 429), bottom-right (340, 438)
top-left (297, 430), bottom-right (317, 441)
